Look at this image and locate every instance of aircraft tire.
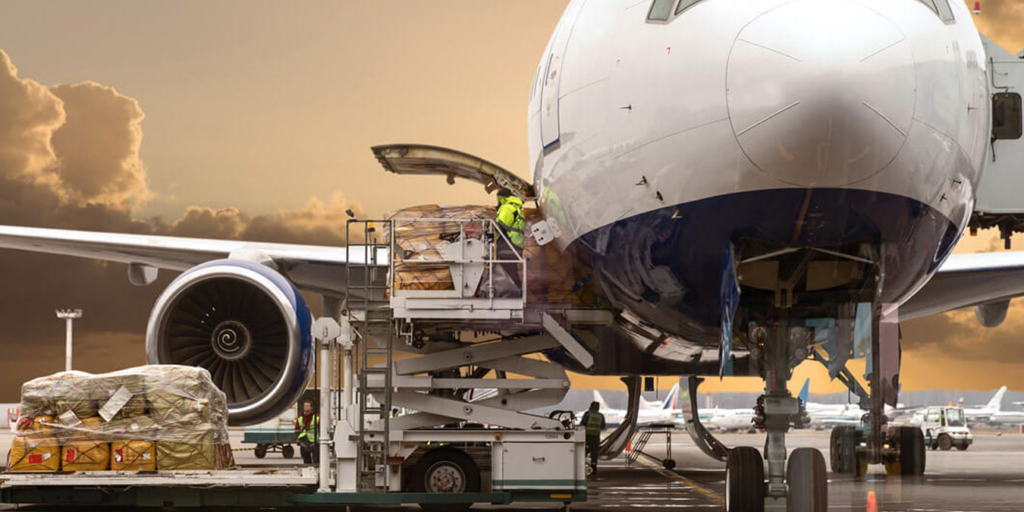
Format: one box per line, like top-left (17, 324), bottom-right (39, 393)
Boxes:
top-left (725, 446), bottom-right (764, 512)
top-left (787, 448), bottom-right (827, 512)
top-left (829, 427), bottom-right (857, 474)
top-left (896, 426), bottom-right (926, 475)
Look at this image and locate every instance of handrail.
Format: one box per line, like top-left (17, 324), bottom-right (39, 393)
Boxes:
top-left (388, 216), bottom-right (527, 304)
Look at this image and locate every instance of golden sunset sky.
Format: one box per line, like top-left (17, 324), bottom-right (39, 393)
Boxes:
top-left (1, 0), bottom-right (1024, 399)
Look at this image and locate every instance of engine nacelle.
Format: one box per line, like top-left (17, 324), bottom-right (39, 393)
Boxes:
top-left (975, 300), bottom-right (1010, 328)
top-left (146, 260), bottom-right (314, 426)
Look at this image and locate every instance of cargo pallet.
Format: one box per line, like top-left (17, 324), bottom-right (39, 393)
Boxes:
top-left (1, 217), bottom-right (605, 509)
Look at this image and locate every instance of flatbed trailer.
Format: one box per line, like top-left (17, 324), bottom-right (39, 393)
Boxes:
top-left (243, 426), bottom-right (298, 459)
top-left (0, 467), bottom-right (584, 508)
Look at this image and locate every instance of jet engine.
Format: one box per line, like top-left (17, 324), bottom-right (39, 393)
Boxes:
top-left (145, 260), bottom-right (314, 426)
top-left (975, 300), bottom-right (1010, 328)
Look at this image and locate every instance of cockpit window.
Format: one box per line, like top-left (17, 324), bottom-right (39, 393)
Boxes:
top-left (647, 0), bottom-right (675, 21)
top-left (917, 0), bottom-right (956, 23)
top-left (917, 0), bottom-right (939, 15)
top-left (933, 0), bottom-right (955, 23)
top-left (675, 0), bottom-right (702, 14)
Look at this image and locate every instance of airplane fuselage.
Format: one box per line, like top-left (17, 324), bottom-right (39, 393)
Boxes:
top-left (529, 0), bottom-right (989, 357)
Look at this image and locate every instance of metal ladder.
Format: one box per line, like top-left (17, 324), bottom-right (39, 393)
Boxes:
top-left (626, 430), bottom-right (653, 466)
top-left (345, 219), bottom-right (394, 491)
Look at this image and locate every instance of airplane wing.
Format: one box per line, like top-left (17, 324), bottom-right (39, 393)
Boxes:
top-left (898, 251), bottom-right (1024, 321)
top-left (0, 225), bottom-right (386, 296)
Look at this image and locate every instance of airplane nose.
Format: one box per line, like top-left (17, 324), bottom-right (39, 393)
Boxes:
top-left (726, 0), bottom-right (915, 187)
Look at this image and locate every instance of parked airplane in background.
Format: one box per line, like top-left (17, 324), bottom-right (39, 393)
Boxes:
top-left (961, 386), bottom-right (1007, 424)
top-left (988, 401), bottom-right (1024, 426)
top-left (585, 384), bottom-right (683, 429)
top-left (3, 0), bottom-right (1024, 508)
top-left (906, 387), bottom-right (1007, 426)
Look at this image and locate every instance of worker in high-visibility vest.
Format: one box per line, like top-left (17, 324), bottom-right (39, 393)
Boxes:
top-left (294, 401), bottom-right (320, 464)
top-left (495, 188), bottom-right (525, 290)
top-left (580, 401), bottom-right (605, 474)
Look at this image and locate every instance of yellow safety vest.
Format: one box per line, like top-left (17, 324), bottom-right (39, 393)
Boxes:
top-left (496, 196), bottom-right (526, 248)
top-left (584, 411), bottom-right (605, 436)
top-left (297, 415), bottom-right (319, 442)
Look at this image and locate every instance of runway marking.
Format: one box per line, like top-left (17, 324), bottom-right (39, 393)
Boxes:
top-left (633, 455), bottom-right (725, 506)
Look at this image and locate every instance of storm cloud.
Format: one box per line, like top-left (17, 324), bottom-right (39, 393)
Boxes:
top-left (0, 50), bottom-right (361, 400)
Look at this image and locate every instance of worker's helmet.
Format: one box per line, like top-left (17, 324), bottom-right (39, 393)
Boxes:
top-left (497, 188), bottom-right (513, 199)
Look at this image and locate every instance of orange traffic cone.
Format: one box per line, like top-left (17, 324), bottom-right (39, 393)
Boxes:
top-left (626, 439), bottom-right (632, 452)
top-left (866, 491), bottom-right (877, 512)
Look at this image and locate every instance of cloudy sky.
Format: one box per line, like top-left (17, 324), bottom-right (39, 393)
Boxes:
top-left (0, 0), bottom-right (1023, 401)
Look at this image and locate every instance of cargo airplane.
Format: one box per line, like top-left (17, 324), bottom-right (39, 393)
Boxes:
top-left (2, 0), bottom-right (1024, 510)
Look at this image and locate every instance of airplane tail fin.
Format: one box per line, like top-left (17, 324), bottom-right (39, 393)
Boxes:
top-left (592, 389), bottom-right (610, 410)
top-left (662, 383), bottom-right (681, 411)
top-left (987, 386), bottom-right (1008, 411)
top-left (639, 395), bottom-right (655, 409)
top-left (798, 378), bottom-right (810, 406)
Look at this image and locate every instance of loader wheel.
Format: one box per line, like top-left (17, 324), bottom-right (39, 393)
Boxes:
top-left (254, 444), bottom-right (267, 459)
top-left (282, 444), bottom-right (295, 459)
top-left (412, 448), bottom-right (481, 512)
top-left (938, 434), bottom-right (953, 451)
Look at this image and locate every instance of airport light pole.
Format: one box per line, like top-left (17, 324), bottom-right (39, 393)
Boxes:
top-left (56, 309), bottom-right (82, 372)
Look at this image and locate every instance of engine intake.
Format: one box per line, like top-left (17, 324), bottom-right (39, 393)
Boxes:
top-left (146, 260), bottom-right (313, 426)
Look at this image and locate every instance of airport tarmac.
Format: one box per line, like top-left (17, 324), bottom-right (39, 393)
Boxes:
top-left (0, 429), bottom-right (1022, 510)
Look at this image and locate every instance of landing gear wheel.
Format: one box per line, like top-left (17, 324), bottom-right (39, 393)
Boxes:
top-left (938, 434), bottom-right (953, 451)
top-left (830, 427), bottom-right (858, 475)
top-left (412, 448), bottom-right (481, 512)
top-left (787, 448), bottom-right (827, 512)
top-left (281, 444), bottom-right (295, 459)
top-left (898, 426), bottom-right (926, 475)
top-left (254, 444), bottom-right (267, 459)
top-left (725, 446), bottom-right (764, 512)
top-left (663, 459), bottom-right (676, 470)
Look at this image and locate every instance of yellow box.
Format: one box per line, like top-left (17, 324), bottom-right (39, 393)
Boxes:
top-left (7, 435), bottom-right (60, 472)
top-left (62, 439), bottom-right (110, 471)
top-left (110, 440), bottom-right (156, 472)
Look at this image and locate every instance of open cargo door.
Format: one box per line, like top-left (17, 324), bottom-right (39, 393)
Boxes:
top-left (972, 36), bottom-right (1024, 248)
top-left (372, 144), bottom-right (535, 201)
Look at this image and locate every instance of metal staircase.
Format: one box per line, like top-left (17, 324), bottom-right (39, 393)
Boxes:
top-left (345, 219), bottom-right (394, 491)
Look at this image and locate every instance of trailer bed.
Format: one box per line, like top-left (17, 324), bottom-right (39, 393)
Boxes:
top-left (0, 466), bottom-right (318, 487)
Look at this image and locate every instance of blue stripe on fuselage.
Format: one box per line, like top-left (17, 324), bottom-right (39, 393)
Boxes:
top-left (571, 188), bottom-right (960, 343)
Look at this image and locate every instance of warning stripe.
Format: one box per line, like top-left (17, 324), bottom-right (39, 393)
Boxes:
top-left (635, 453), bottom-right (725, 506)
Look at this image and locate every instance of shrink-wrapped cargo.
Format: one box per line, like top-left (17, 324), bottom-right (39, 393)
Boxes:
top-left (110, 440), bottom-right (156, 471)
top-left (156, 429), bottom-right (234, 471)
top-left (14, 365), bottom-right (233, 472)
top-left (20, 371), bottom-right (94, 419)
top-left (384, 204), bottom-right (597, 306)
top-left (7, 435), bottom-right (60, 472)
top-left (61, 439), bottom-right (110, 471)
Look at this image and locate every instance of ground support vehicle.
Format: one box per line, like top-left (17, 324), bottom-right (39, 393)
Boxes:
top-left (1, 218), bottom-right (600, 510)
top-left (920, 406), bottom-right (973, 451)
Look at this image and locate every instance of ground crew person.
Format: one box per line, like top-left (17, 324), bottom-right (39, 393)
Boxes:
top-left (295, 400), bottom-right (320, 464)
top-left (495, 188), bottom-right (525, 289)
top-left (581, 401), bottom-right (605, 474)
